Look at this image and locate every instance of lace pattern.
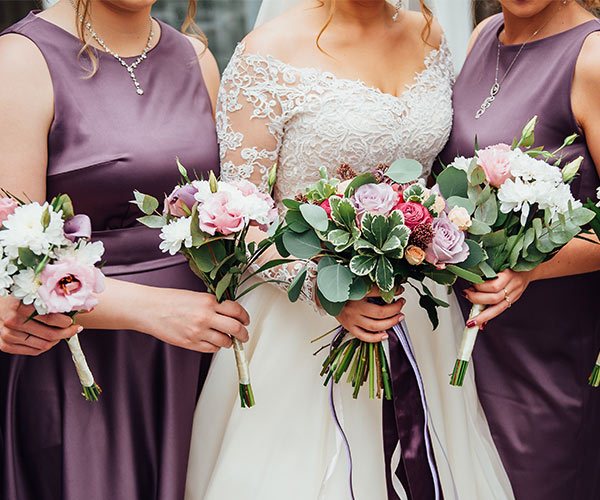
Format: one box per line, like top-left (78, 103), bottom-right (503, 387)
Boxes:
top-left (217, 37), bottom-right (454, 304)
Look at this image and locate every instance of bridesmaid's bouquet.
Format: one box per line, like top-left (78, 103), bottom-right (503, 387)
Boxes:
top-left (443, 117), bottom-right (598, 386)
top-left (133, 160), bottom-right (285, 408)
top-left (0, 193), bottom-right (105, 401)
top-left (280, 161), bottom-right (485, 399)
top-left (586, 189), bottom-right (600, 387)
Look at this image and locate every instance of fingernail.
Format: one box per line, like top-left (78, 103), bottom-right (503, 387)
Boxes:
top-left (466, 320), bottom-right (477, 328)
top-left (480, 322), bottom-right (486, 331)
top-left (382, 334), bottom-right (389, 340)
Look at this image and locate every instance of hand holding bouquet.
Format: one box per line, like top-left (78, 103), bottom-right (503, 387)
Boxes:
top-left (133, 161), bottom-right (285, 407)
top-left (443, 117), bottom-right (599, 386)
top-left (280, 161), bottom-right (485, 399)
top-left (0, 193), bottom-right (105, 401)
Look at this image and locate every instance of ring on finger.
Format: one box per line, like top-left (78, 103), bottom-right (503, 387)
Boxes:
top-left (503, 289), bottom-right (512, 308)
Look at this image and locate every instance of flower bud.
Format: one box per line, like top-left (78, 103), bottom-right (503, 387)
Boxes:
top-left (562, 156), bottom-right (583, 183)
top-left (268, 163), bottom-right (278, 189)
top-left (209, 171), bottom-right (218, 193)
top-left (448, 206), bottom-right (472, 231)
top-left (405, 245), bottom-right (426, 266)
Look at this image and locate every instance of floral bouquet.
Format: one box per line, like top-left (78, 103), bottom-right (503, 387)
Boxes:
top-left (133, 161), bottom-right (284, 408)
top-left (585, 188), bottom-right (600, 386)
top-left (279, 161), bottom-right (486, 399)
top-left (0, 193), bottom-right (105, 401)
top-left (443, 116), bottom-right (598, 386)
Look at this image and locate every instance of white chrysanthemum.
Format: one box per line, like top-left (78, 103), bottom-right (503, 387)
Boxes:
top-left (450, 156), bottom-right (474, 172)
top-left (0, 253), bottom-right (17, 296)
top-left (508, 150), bottom-right (563, 184)
top-left (193, 180), bottom-right (241, 205)
top-left (596, 186), bottom-right (600, 207)
top-left (11, 268), bottom-right (47, 314)
top-left (0, 202), bottom-right (66, 259)
top-left (159, 217), bottom-right (193, 255)
top-left (53, 240), bottom-right (105, 266)
top-left (537, 183), bottom-right (582, 221)
top-left (498, 178), bottom-right (539, 225)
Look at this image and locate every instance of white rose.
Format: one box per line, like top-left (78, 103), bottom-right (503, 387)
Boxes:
top-left (405, 245), bottom-right (426, 266)
top-left (448, 206), bottom-right (472, 231)
top-left (432, 195), bottom-right (446, 216)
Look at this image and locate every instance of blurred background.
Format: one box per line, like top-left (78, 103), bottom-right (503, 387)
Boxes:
top-left (0, 0), bottom-right (502, 71)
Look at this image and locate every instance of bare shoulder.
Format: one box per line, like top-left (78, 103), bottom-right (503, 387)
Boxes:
top-left (467, 15), bottom-right (498, 55)
top-left (396, 10), bottom-right (443, 52)
top-left (185, 35), bottom-right (220, 112)
top-left (576, 30), bottom-right (600, 80)
top-left (573, 31), bottom-right (600, 112)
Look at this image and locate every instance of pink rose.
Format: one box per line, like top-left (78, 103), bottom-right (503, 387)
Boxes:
top-left (395, 202), bottom-right (433, 229)
top-left (0, 198), bottom-right (18, 228)
top-left (197, 191), bottom-right (245, 236)
top-left (38, 258), bottom-right (105, 314)
top-left (164, 183), bottom-right (199, 217)
top-left (476, 144), bottom-right (512, 187)
top-left (425, 217), bottom-right (470, 266)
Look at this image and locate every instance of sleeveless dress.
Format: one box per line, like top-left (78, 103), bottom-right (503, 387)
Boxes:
top-left (185, 37), bottom-right (514, 500)
top-left (439, 15), bottom-right (600, 500)
top-left (0, 12), bottom-right (219, 500)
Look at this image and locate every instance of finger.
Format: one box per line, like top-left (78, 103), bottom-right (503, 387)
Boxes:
top-left (348, 326), bottom-right (389, 343)
top-left (348, 298), bottom-right (405, 320)
top-left (472, 273), bottom-right (510, 293)
top-left (35, 313), bottom-right (73, 329)
top-left (216, 300), bottom-right (251, 326)
top-left (463, 289), bottom-right (505, 306)
top-left (209, 315), bottom-right (249, 343)
top-left (471, 301), bottom-right (510, 326)
top-left (3, 330), bottom-right (59, 351)
top-left (357, 313), bottom-right (405, 334)
top-left (15, 320), bottom-right (81, 342)
top-left (366, 287), bottom-right (381, 297)
top-left (0, 339), bottom-right (43, 356)
top-left (204, 329), bottom-right (234, 349)
top-left (194, 340), bottom-right (221, 354)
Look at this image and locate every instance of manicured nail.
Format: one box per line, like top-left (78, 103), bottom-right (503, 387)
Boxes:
top-left (466, 320), bottom-right (477, 328)
top-left (76, 326), bottom-right (84, 334)
top-left (480, 322), bottom-right (486, 331)
top-left (382, 334), bottom-right (389, 340)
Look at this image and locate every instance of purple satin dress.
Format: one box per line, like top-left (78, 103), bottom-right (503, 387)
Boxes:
top-left (439, 15), bottom-right (600, 500)
top-left (0, 12), bottom-right (219, 500)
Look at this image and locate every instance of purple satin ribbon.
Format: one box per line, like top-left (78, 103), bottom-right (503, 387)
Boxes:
top-left (327, 321), bottom-right (442, 500)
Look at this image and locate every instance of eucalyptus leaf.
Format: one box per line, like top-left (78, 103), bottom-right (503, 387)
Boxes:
top-left (316, 289), bottom-right (345, 317)
top-left (459, 240), bottom-right (486, 269)
top-left (282, 199), bottom-right (301, 210)
top-left (385, 158), bottom-right (423, 184)
top-left (425, 268), bottom-right (457, 285)
top-left (300, 204), bottom-right (329, 232)
top-left (468, 165), bottom-right (486, 185)
top-left (317, 263), bottom-right (354, 302)
top-left (468, 219), bottom-right (492, 235)
top-left (348, 277), bottom-right (369, 301)
top-left (137, 215), bottom-right (166, 228)
top-left (447, 196), bottom-right (475, 215)
top-left (18, 248), bottom-right (42, 268)
top-left (569, 207), bottom-right (596, 226)
top-left (446, 264), bottom-right (484, 284)
top-left (282, 230), bottom-right (322, 259)
top-left (344, 173), bottom-right (377, 197)
top-left (285, 210), bottom-right (311, 233)
top-left (437, 167), bottom-right (468, 199)
top-left (288, 266), bottom-right (308, 302)
top-left (215, 273), bottom-right (233, 302)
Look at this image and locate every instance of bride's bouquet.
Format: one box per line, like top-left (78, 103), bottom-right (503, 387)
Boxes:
top-left (0, 193), bottom-right (105, 401)
top-left (133, 161), bottom-right (285, 407)
top-left (280, 161), bottom-right (485, 399)
top-left (443, 117), bottom-right (598, 386)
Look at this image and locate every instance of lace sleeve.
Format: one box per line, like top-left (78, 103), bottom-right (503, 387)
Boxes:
top-left (216, 44), bottom-right (320, 309)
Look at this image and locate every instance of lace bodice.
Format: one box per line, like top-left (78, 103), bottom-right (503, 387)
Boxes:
top-left (216, 37), bottom-right (454, 304)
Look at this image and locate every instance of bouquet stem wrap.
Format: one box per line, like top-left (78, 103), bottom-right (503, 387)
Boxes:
top-left (233, 338), bottom-right (255, 407)
top-left (589, 351), bottom-right (600, 387)
top-left (66, 335), bottom-right (101, 402)
top-left (450, 303), bottom-right (486, 387)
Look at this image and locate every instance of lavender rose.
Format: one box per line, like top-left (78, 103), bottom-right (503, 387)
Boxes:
top-left (351, 183), bottom-right (399, 219)
top-left (164, 183), bottom-right (199, 217)
top-left (425, 217), bottom-right (470, 266)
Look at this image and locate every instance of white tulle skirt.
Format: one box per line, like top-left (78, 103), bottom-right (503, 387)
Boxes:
top-left (185, 281), bottom-right (514, 500)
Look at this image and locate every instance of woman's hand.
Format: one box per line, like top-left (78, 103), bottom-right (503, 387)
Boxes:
top-left (0, 297), bottom-right (82, 356)
top-left (141, 288), bottom-right (250, 353)
top-left (463, 269), bottom-right (533, 327)
top-left (336, 287), bottom-right (406, 343)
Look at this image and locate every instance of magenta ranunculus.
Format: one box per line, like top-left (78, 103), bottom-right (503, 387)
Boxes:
top-left (197, 191), bottom-right (246, 236)
top-left (38, 258), bottom-right (105, 313)
top-left (425, 217), bottom-right (470, 266)
top-left (319, 195), bottom-right (342, 218)
top-left (64, 214), bottom-right (92, 241)
top-left (476, 143), bottom-right (512, 187)
top-left (164, 183), bottom-right (199, 217)
top-left (351, 183), bottom-right (399, 218)
top-left (0, 198), bottom-right (18, 228)
top-left (395, 202), bottom-right (433, 229)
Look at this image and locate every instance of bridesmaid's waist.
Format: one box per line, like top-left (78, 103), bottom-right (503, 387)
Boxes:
top-left (92, 225), bottom-right (185, 276)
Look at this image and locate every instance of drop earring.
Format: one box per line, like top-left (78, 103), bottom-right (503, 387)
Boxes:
top-left (393, 0), bottom-right (408, 22)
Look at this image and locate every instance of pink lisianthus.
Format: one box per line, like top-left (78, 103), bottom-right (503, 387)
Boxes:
top-left (230, 179), bottom-right (259, 196)
top-left (0, 198), bottom-right (18, 228)
top-left (476, 144), bottom-right (513, 187)
top-left (351, 183), bottom-right (399, 219)
top-left (38, 258), bottom-right (105, 314)
top-left (395, 202), bottom-right (433, 229)
top-left (164, 183), bottom-right (199, 217)
top-left (197, 191), bottom-right (246, 236)
top-left (425, 217), bottom-right (470, 266)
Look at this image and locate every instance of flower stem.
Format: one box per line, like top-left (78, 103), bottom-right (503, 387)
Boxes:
top-left (589, 351), bottom-right (600, 387)
top-left (450, 303), bottom-right (485, 387)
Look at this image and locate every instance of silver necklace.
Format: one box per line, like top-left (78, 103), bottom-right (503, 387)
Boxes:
top-left (475, 1), bottom-right (566, 119)
top-left (70, 0), bottom-right (154, 95)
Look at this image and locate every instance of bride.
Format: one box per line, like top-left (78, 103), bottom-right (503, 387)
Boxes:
top-left (186, 1), bottom-right (514, 499)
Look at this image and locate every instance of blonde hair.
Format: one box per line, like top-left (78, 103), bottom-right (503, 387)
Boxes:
top-left (74, 0), bottom-right (207, 77)
top-left (315, 0), bottom-right (434, 53)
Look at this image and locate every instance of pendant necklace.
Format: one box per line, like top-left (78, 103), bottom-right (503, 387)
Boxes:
top-left (475, 1), bottom-right (567, 119)
top-left (70, 0), bottom-right (154, 95)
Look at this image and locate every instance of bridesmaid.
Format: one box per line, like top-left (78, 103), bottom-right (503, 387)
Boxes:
top-left (0, 1), bottom-right (250, 499)
top-left (440, 0), bottom-right (600, 498)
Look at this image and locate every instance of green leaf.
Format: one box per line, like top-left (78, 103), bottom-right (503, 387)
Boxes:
top-left (482, 229), bottom-right (506, 248)
top-left (473, 193), bottom-right (498, 226)
top-left (300, 204), bottom-right (329, 232)
top-left (437, 167), bottom-right (468, 199)
top-left (285, 210), bottom-right (311, 233)
top-left (424, 268), bottom-right (457, 285)
top-left (282, 230), bottom-right (322, 259)
top-left (317, 263), bottom-right (354, 302)
top-left (447, 196), bottom-right (475, 216)
top-left (350, 254), bottom-right (378, 276)
top-left (275, 234), bottom-right (291, 258)
top-left (288, 266), bottom-right (308, 302)
top-left (478, 261), bottom-right (498, 278)
top-left (418, 294), bottom-right (440, 330)
top-left (18, 248), bottom-right (42, 268)
top-left (381, 235), bottom-right (402, 253)
top-left (316, 289), bottom-right (345, 317)
top-left (331, 198), bottom-right (357, 231)
top-left (282, 198), bottom-right (301, 210)
top-left (509, 237), bottom-right (524, 268)
top-left (468, 219), bottom-right (492, 235)
top-left (327, 229), bottom-right (351, 248)
top-left (569, 207), bottom-right (595, 226)
top-left (459, 240), bottom-right (486, 269)
top-left (344, 173), bottom-right (377, 197)
top-left (186, 245), bottom-right (217, 273)
top-left (535, 232), bottom-right (557, 254)
top-left (189, 204), bottom-right (205, 246)
top-left (468, 165), bottom-right (486, 185)
top-left (348, 277), bottom-right (369, 301)
top-left (386, 158), bottom-right (424, 184)
top-left (446, 264), bottom-right (484, 284)
top-left (370, 215), bottom-right (389, 249)
top-left (137, 215), bottom-right (167, 228)
top-left (318, 256), bottom-right (337, 272)
top-left (375, 256), bottom-right (394, 292)
top-left (354, 238), bottom-right (382, 254)
top-left (215, 273), bottom-right (232, 302)
top-left (521, 227), bottom-right (536, 258)
top-left (132, 190), bottom-right (159, 215)
top-left (512, 259), bottom-right (544, 272)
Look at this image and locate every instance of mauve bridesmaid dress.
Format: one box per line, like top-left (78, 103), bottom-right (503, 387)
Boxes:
top-left (0, 12), bottom-right (218, 500)
top-left (439, 14), bottom-right (600, 500)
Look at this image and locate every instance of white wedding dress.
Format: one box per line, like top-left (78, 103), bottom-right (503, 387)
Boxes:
top-left (185, 15), bottom-right (514, 500)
